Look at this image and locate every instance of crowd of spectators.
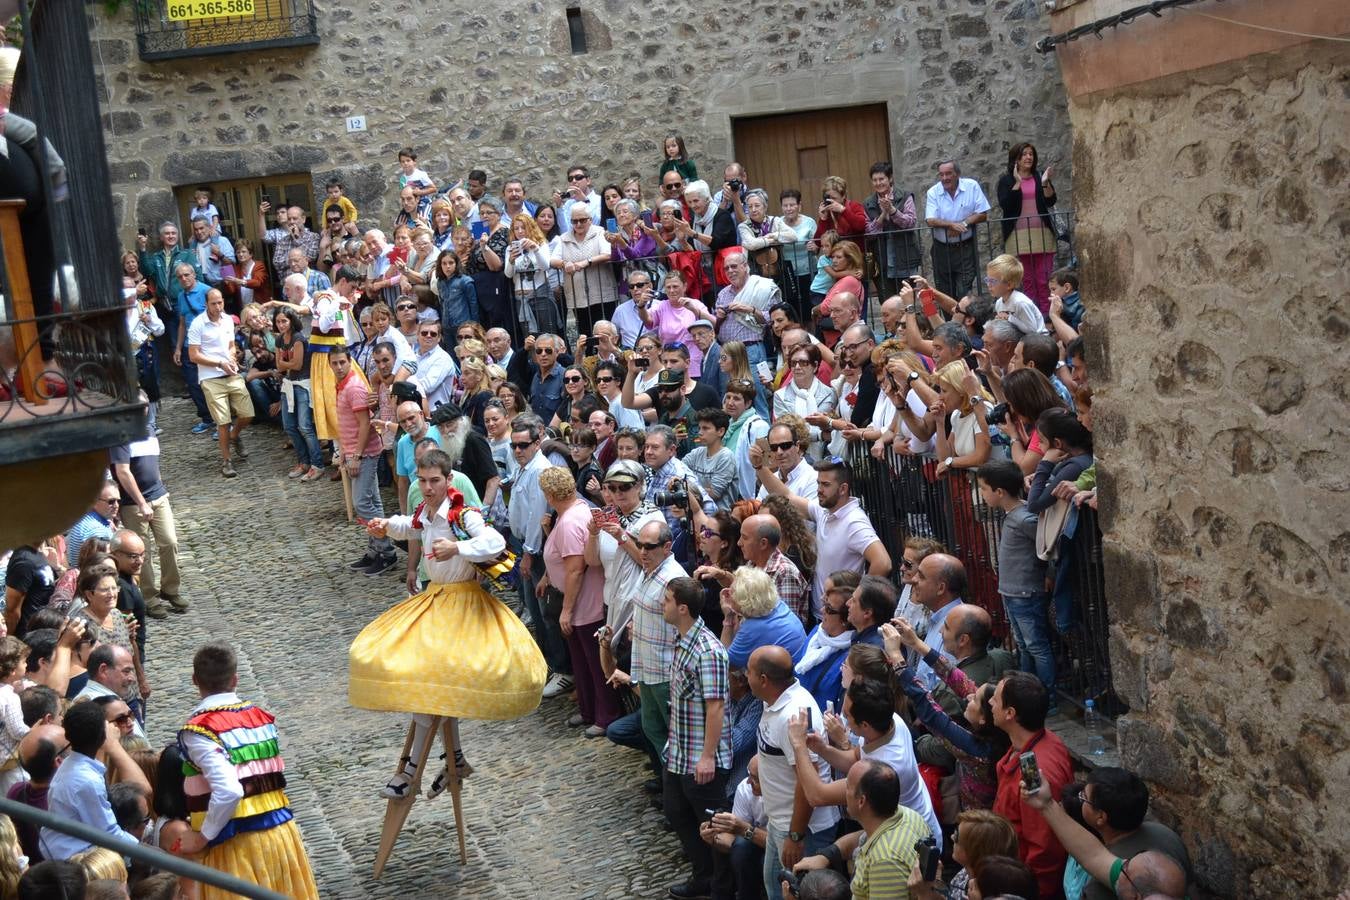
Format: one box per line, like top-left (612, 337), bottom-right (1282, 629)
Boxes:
top-left (0, 141), bottom-right (1189, 900)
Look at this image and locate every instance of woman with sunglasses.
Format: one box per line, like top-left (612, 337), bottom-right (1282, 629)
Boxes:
top-left (690, 510), bottom-right (741, 639)
top-left (773, 343), bottom-right (836, 459)
top-left (630, 334), bottom-right (663, 394)
top-left (794, 570), bottom-right (858, 711)
top-left (635, 268), bottom-right (711, 376)
top-left (549, 366), bottom-right (595, 433)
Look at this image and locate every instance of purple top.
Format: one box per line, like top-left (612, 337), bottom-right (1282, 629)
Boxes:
top-left (647, 298), bottom-right (705, 376)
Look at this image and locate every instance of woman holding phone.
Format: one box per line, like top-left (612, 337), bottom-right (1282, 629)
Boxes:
top-left (468, 196), bottom-right (513, 334)
top-left (504, 213), bottom-right (557, 336)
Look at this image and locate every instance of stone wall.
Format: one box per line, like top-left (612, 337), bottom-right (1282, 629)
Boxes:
top-left (89, 0), bottom-right (1072, 240)
top-left (1073, 39), bottom-right (1349, 897)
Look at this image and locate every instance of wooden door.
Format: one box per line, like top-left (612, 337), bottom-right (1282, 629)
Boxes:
top-left (733, 104), bottom-right (891, 215)
top-left (173, 172), bottom-right (314, 253)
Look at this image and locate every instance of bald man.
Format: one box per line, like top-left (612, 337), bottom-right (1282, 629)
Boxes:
top-left (879, 294), bottom-right (907, 341)
top-left (10, 721), bottom-right (67, 861)
top-left (908, 553), bottom-right (968, 691)
top-left (746, 646), bottom-right (839, 900)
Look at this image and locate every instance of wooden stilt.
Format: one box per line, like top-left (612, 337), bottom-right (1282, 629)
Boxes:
top-left (372, 717), bottom-right (439, 878)
top-left (339, 463), bottom-right (354, 522)
top-left (439, 717), bottom-right (469, 865)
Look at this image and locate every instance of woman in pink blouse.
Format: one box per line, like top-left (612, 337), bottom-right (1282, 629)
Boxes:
top-left (635, 268), bottom-right (712, 376)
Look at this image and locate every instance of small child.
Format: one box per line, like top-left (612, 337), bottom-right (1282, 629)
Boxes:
top-left (321, 176), bottom-right (360, 225)
top-left (976, 459), bottom-right (1053, 695)
top-left (658, 133), bottom-right (698, 182)
top-left (808, 230), bottom-right (839, 303)
top-left (0, 635), bottom-right (31, 794)
top-left (397, 147), bottom-right (438, 215)
top-left (986, 253), bottom-right (1046, 336)
top-left (189, 186), bottom-right (220, 229)
top-left (1049, 267), bottom-right (1084, 331)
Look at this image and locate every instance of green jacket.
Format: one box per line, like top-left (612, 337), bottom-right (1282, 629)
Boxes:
top-left (139, 247), bottom-right (200, 308)
top-left (933, 647), bottom-right (1015, 718)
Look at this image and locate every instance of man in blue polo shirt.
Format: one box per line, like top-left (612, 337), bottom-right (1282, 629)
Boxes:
top-left (171, 263), bottom-right (213, 434)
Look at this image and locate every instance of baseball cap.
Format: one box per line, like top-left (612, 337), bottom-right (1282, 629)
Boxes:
top-left (657, 369), bottom-right (684, 388)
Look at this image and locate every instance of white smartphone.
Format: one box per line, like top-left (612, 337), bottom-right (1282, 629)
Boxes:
top-left (755, 360), bottom-right (772, 381)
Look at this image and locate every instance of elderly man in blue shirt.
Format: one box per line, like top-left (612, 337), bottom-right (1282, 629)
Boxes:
top-left (186, 216), bottom-right (236, 289)
top-left (924, 159), bottom-right (991, 301)
top-left (907, 553), bottom-right (968, 690)
top-left (39, 700), bottom-right (151, 860)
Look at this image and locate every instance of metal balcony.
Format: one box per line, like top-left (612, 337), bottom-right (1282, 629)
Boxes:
top-left (133, 0), bottom-right (319, 61)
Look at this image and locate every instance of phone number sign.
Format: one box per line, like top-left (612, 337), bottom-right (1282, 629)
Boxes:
top-left (166, 0), bottom-right (255, 21)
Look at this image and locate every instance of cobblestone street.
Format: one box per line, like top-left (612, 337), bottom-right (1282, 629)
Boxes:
top-left (144, 396), bottom-right (684, 899)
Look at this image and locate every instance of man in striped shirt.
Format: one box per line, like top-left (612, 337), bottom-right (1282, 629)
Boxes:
top-left (661, 576), bottom-right (733, 900)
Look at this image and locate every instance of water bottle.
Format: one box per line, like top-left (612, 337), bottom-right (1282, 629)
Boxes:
top-left (1084, 699), bottom-right (1106, 756)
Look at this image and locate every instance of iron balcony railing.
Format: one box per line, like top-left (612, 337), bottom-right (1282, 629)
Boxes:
top-left (844, 441), bottom-right (1121, 716)
top-left (133, 0), bottom-right (320, 61)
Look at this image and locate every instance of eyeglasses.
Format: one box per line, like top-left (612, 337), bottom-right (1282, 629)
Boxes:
top-left (571, 217), bottom-right (591, 224)
top-left (698, 527), bottom-right (717, 539)
top-left (838, 340), bottom-right (868, 354)
top-left (564, 375), bottom-right (584, 384)
top-left (568, 173), bottom-right (588, 181)
top-left (790, 358), bottom-right (814, 368)
top-left (596, 375), bottom-right (615, 383)
top-left (768, 441), bottom-right (795, 452)
top-left (359, 320), bottom-right (373, 327)
top-left (604, 482), bottom-right (635, 491)
top-left (114, 550), bottom-right (145, 560)
top-left (419, 330), bottom-right (440, 338)
top-left (534, 347), bottom-right (555, 355)
top-left (899, 557), bottom-right (916, 570)
top-left (510, 440), bottom-right (537, 450)
top-left (629, 281), bottom-right (651, 288)
top-left (635, 540), bottom-right (669, 551)
top-left (823, 604), bottom-right (845, 616)
top-left (662, 183), bottom-right (684, 191)
top-left (396, 304), bottom-right (416, 311)
top-left (99, 497), bottom-right (121, 505)
top-left (112, 712), bottom-right (135, 725)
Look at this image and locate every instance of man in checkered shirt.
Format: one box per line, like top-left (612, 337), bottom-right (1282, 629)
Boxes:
top-left (660, 575), bottom-right (734, 900)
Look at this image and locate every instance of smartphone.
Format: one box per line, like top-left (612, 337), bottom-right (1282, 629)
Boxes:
top-left (471, 221), bottom-right (489, 240)
top-left (825, 700), bottom-right (834, 716)
top-left (754, 436), bottom-right (770, 454)
top-left (915, 836), bottom-right (940, 881)
top-left (634, 357), bottom-right (650, 370)
top-left (261, 193), bottom-right (272, 206)
top-left (920, 288), bottom-right (938, 317)
top-left (605, 218), bottom-right (618, 234)
top-left (755, 360), bottom-right (773, 381)
top-left (780, 868), bottom-right (800, 895)
top-left (1019, 750), bottom-right (1042, 793)
top-left (66, 598), bottom-right (88, 620)
top-left (137, 226), bottom-right (147, 237)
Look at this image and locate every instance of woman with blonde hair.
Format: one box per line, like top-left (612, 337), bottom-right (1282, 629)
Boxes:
top-left (910, 808), bottom-right (1019, 900)
top-left (863, 346), bottom-right (935, 458)
top-left (717, 339), bottom-right (769, 418)
top-left (721, 563), bottom-right (808, 669)
top-left (0, 814), bottom-right (21, 899)
top-left (73, 846), bottom-right (128, 883)
top-left (429, 198), bottom-right (456, 251)
top-left (456, 356), bottom-right (493, 430)
top-left (504, 212), bottom-right (557, 336)
top-left (538, 467), bottom-right (617, 737)
top-left (486, 363), bottom-right (508, 394)
top-left (932, 359), bottom-right (993, 475)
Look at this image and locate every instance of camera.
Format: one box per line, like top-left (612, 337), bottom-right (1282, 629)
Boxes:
top-left (987, 402), bottom-right (1009, 426)
top-left (915, 836), bottom-right (940, 882)
top-left (727, 179), bottom-right (743, 193)
top-left (653, 488), bottom-right (688, 508)
top-left (779, 868), bottom-right (800, 896)
top-left (634, 357), bottom-right (650, 370)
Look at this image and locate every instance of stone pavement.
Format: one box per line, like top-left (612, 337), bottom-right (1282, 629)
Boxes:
top-left (144, 396), bottom-right (686, 898)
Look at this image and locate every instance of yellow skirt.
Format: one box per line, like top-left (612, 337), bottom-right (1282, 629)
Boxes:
top-left (348, 580), bottom-right (547, 720)
top-left (200, 819), bottom-right (319, 900)
top-left (309, 353), bottom-right (370, 442)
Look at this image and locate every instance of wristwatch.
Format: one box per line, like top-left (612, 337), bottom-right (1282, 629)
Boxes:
top-left (618, 532), bottom-right (630, 545)
top-left (907, 371), bottom-right (920, 383)
top-left (788, 830), bottom-right (806, 842)
top-left (744, 825), bottom-right (756, 840)
top-left (944, 456), bottom-right (954, 468)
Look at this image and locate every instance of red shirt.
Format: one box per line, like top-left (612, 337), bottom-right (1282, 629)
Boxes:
top-left (336, 371), bottom-right (382, 458)
top-left (813, 200), bottom-right (867, 241)
top-left (993, 729), bottom-right (1073, 900)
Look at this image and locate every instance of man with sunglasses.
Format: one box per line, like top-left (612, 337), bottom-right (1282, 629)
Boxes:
top-left (526, 333), bottom-right (566, 423)
top-left (553, 164), bottom-right (603, 228)
top-left (64, 482), bottom-right (120, 568)
top-left (410, 320), bottom-right (458, 411)
top-left (749, 424), bottom-right (818, 504)
top-left (622, 341), bottom-right (720, 428)
top-left (838, 322), bottom-right (881, 429)
top-left (1021, 774), bottom-right (1188, 900)
top-left (629, 520), bottom-right (686, 789)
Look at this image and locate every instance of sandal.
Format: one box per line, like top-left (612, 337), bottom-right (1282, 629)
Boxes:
top-left (379, 757), bottom-right (419, 800)
top-left (427, 751), bottom-right (473, 799)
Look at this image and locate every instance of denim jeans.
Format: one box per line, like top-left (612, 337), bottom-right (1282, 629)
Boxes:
top-left (764, 823), bottom-right (834, 900)
top-left (353, 456), bottom-right (392, 556)
top-left (281, 383), bottom-right (324, 468)
top-left (726, 835), bottom-right (765, 900)
top-left (1005, 592), bottom-right (1056, 692)
top-left (180, 353), bottom-right (210, 424)
top-left (743, 340), bottom-right (767, 369)
top-left (606, 709), bottom-right (663, 773)
top-left (246, 377), bottom-right (279, 424)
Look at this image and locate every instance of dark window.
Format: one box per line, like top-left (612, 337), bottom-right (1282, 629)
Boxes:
top-left (566, 7), bottom-right (587, 55)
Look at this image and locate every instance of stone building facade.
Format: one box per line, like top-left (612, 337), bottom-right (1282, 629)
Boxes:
top-left (1048, 1), bottom-right (1349, 896)
top-left (90, 0), bottom-right (1072, 241)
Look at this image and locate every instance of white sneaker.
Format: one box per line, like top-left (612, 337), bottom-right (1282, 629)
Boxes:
top-left (541, 673), bottom-right (574, 699)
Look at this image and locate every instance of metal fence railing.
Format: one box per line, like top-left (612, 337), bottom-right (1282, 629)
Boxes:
top-left (451, 212), bottom-right (1077, 352)
top-left (133, 0), bottom-right (321, 61)
top-left (844, 442), bottom-right (1120, 716)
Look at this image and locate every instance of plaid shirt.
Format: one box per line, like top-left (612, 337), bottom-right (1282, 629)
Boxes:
top-left (631, 555), bottom-right (684, 685)
top-left (664, 620), bottom-right (733, 775)
top-left (263, 226), bottom-right (321, 273)
top-left (763, 550), bottom-right (810, 625)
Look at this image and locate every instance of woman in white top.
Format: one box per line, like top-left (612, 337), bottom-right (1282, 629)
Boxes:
top-left (773, 343), bottom-right (836, 459)
top-left (737, 189), bottom-right (799, 278)
top-left (932, 360), bottom-right (994, 476)
top-left (550, 206), bottom-right (616, 335)
top-left (631, 333), bottom-right (663, 394)
top-left (822, 355), bottom-right (862, 459)
top-left (873, 350), bottom-right (937, 458)
top-left (503, 212), bottom-right (555, 334)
